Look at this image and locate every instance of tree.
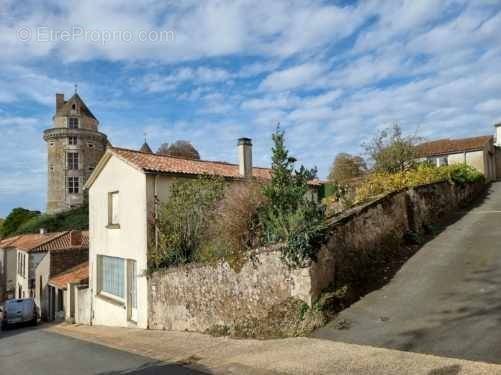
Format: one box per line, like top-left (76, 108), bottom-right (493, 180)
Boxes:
top-left (363, 123), bottom-right (420, 173)
top-left (0, 208), bottom-right (41, 238)
top-left (260, 126), bottom-right (326, 267)
top-left (150, 176), bottom-right (224, 270)
top-left (157, 140), bottom-right (201, 160)
top-left (328, 153), bottom-right (366, 183)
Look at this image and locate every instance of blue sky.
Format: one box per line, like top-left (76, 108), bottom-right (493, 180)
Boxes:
top-left (0, 0), bottom-right (500, 217)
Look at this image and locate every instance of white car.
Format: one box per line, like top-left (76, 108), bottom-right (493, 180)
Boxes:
top-left (0, 298), bottom-right (38, 330)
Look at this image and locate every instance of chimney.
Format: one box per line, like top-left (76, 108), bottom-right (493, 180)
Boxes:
top-left (495, 123), bottom-right (501, 147)
top-left (70, 230), bottom-right (82, 247)
top-left (39, 228), bottom-right (46, 235)
top-left (56, 93), bottom-right (65, 112)
top-left (238, 138), bottom-right (253, 178)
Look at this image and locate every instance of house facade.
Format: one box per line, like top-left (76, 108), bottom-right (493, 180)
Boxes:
top-left (0, 231), bottom-right (88, 313)
top-left (416, 124), bottom-right (501, 181)
top-left (47, 261), bottom-right (89, 323)
top-left (0, 236), bottom-right (20, 301)
top-left (33, 231), bottom-right (88, 320)
top-left (85, 138), bottom-right (320, 328)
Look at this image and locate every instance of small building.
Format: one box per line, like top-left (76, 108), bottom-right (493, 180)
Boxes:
top-left (34, 231), bottom-right (88, 320)
top-left (0, 236), bottom-right (21, 301)
top-left (84, 138), bottom-right (320, 328)
top-left (48, 262), bottom-right (89, 324)
top-left (416, 124), bottom-right (501, 181)
top-left (0, 231), bottom-right (88, 315)
top-left (10, 232), bottom-right (65, 299)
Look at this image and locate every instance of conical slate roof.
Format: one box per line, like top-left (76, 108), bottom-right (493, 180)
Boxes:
top-left (139, 142), bottom-right (153, 153)
top-left (56, 93), bottom-right (98, 121)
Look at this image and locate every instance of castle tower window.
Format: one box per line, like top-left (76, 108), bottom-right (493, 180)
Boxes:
top-left (68, 177), bottom-right (79, 194)
top-left (68, 136), bottom-right (77, 145)
top-left (68, 117), bottom-right (79, 129)
top-left (67, 152), bottom-right (79, 170)
top-left (87, 142), bottom-right (95, 148)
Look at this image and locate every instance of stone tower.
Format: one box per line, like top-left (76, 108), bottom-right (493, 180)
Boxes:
top-left (43, 93), bottom-right (108, 214)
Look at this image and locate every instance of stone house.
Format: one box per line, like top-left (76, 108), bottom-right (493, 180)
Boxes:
top-left (84, 138), bottom-right (320, 328)
top-left (416, 123), bottom-right (501, 181)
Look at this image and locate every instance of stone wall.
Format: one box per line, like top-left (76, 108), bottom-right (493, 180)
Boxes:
top-left (148, 181), bottom-right (485, 334)
top-left (148, 247), bottom-right (322, 332)
top-left (325, 181), bottom-right (485, 288)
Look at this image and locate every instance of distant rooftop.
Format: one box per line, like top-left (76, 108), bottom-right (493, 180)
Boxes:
top-left (416, 135), bottom-right (493, 158)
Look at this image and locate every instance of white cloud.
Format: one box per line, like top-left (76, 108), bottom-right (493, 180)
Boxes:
top-left (259, 63), bottom-right (326, 92)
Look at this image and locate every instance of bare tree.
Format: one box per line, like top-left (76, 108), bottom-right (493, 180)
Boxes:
top-left (362, 123), bottom-right (421, 173)
top-left (157, 140), bottom-right (201, 160)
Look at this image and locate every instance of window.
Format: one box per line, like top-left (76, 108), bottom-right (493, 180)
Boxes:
top-left (438, 157), bottom-right (448, 167)
top-left (68, 177), bottom-right (79, 194)
top-left (108, 191), bottom-right (119, 227)
top-left (87, 142), bottom-right (95, 149)
top-left (68, 136), bottom-right (77, 145)
top-left (67, 152), bottom-right (79, 170)
top-left (68, 117), bottom-right (79, 129)
top-left (98, 255), bottom-right (125, 300)
top-left (18, 252), bottom-right (26, 277)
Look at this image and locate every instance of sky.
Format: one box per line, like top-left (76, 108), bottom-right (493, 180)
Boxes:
top-left (0, 0), bottom-right (500, 217)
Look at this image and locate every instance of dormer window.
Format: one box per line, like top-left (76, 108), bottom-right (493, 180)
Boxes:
top-left (68, 117), bottom-right (79, 129)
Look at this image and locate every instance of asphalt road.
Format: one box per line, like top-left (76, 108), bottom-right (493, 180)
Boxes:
top-left (0, 325), bottom-right (209, 375)
top-left (314, 182), bottom-right (501, 364)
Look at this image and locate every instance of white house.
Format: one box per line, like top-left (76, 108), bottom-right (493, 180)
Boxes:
top-left (416, 123), bottom-right (501, 181)
top-left (84, 138), bottom-right (320, 328)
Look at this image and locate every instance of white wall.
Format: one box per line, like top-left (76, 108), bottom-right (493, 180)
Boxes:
top-left (34, 253), bottom-right (50, 318)
top-left (89, 155), bottom-right (149, 328)
top-left (75, 286), bottom-right (91, 325)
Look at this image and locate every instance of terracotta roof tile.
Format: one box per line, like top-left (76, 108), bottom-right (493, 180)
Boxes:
top-left (416, 136), bottom-right (493, 157)
top-left (0, 231), bottom-right (88, 253)
top-left (110, 147), bottom-right (322, 186)
top-left (33, 231), bottom-right (89, 252)
top-left (49, 262), bottom-right (89, 290)
top-left (112, 147), bottom-right (273, 179)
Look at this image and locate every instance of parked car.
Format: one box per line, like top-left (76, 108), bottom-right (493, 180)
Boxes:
top-left (0, 298), bottom-right (38, 330)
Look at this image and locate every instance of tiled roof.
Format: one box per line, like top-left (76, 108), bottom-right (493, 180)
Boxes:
top-left (110, 147), bottom-right (323, 186)
top-left (0, 235), bottom-right (21, 249)
top-left (112, 147), bottom-right (273, 179)
top-left (416, 136), bottom-right (493, 157)
top-left (33, 231), bottom-right (89, 252)
top-left (49, 262), bottom-right (89, 290)
top-left (0, 231), bottom-right (88, 253)
top-left (0, 233), bottom-right (66, 252)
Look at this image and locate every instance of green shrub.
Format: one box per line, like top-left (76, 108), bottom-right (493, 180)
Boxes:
top-left (1, 207), bottom-right (41, 237)
top-left (353, 163), bottom-right (485, 205)
top-left (260, 127), bottom-right (327, 267)
top-left (149, 175), bottom-right (225, 270)
top-left (15, 206), bottom-right (89, 234)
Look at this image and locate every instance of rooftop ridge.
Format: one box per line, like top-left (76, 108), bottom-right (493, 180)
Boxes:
top-left (110, 146), bottom-right (271, 170)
